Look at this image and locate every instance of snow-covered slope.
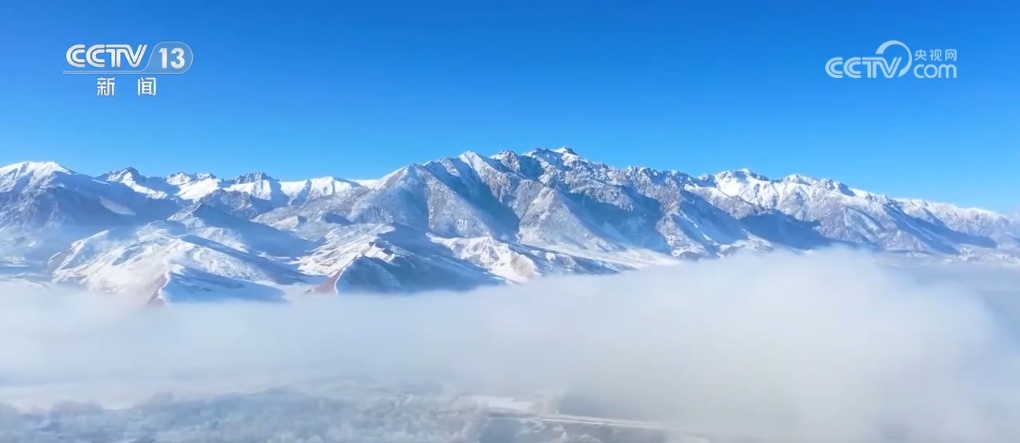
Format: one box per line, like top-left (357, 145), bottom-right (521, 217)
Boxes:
top-left (47, 221), bottom-right (314, 302)
top-left (701, 169), bottom-right (1020, 258)
top-left (0, 162), bottom-right (179, 261)
top-left (167, 203), bottom-right (313, 259)
top-left (99, 168), bottom-right (361, 209)
top-left (2, 149), bottom-right (1018, 302)
top-left (299, 223), bottom-right (628, 294)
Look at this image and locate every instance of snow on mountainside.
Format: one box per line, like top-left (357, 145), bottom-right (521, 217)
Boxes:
top-left (99, 168), bottom-right (361, 207)
top-left (702, 169), bottom-right (1019, 256)
top-left (2, 149), bottom-right (1018, 303)
top-left (0, 162), bottom-right (179, 261)
top-left (47, 221), bottom-right (314, 300)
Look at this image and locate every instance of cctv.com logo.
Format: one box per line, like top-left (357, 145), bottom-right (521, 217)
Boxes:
top-left (826, 40), bottom-right (958, 79)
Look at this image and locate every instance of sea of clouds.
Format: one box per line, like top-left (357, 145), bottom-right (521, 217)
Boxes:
top-left (1, 248), bottom-right (1020, 442)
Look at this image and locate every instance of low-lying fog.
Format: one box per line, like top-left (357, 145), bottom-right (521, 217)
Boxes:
top-left (2, 248), bottom-right (1020, 443)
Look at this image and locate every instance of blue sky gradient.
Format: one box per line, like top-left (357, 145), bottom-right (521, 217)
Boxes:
top-left (1, 1), bottom-right (1017, 210)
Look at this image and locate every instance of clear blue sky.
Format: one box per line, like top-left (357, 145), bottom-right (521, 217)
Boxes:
top-left (1, 1), bottom-right (1017, 210)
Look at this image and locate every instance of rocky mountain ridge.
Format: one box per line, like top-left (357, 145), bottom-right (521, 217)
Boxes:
top-left (1, 148), bottom-right (1016, 303)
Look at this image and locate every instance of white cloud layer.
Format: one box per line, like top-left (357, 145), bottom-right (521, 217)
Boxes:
top-left (2, 249), bottom-right (1020, 442)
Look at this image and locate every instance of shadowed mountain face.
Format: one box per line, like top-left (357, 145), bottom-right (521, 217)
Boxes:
top-left (1, 149), bottom-right (1018, 301)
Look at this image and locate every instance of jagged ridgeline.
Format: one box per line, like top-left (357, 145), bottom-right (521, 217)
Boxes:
top-left (1, 148), bottom-right (1017, 302)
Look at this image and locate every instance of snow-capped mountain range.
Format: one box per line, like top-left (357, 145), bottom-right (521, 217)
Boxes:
top-left (1, 148), bottom-right (1017, 303)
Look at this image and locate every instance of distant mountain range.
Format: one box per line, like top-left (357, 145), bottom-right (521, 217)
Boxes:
top-left (1, 148), bottom-right (1017, 304)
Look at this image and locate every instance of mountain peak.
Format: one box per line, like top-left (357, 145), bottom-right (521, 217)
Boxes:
top-left (526, 146), bottom-right (580, 157)
top-left (0, 161), bottom-right (71, 176)
top-left (454, 150), bottom-right (506, 172)
top-left (166, 171), bottom-right (218, 185)
top-left (782, 173), bottom-right (831, 187)
top-left (491, 150), bottom-right (519, 161)
top-left (0, 161), bottom-right (76, 193)
top-left (714, 168), bottom-right (769, 182)
top-left (523, 147), bottom-right (589, 169)
top-left (234, 172), bottom-right (275, 183)
top-left (100, 167), bottom-right (143, 183)
top-left (781, 173), bottom-right (855, 195)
